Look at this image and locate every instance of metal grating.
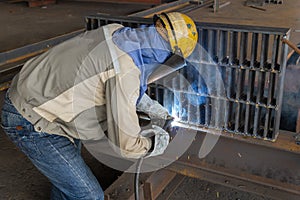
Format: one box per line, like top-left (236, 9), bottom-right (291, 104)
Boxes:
top-left (85, 14), bottom-right (290, 141)
top-left (265, 0), bottom-right (283, 4)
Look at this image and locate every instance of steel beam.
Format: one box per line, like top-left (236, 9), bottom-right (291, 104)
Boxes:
top-left (155, 174), bottom-right (185, 200)
top-left (128, 0), bottom-right (190, 18)
top-left (0, 29), bottom-right (84, 90)
top-left (163, 126), bottom-right (300, 200)
top-left (104, 169), bottom-right (177, 200)
top-left (102, 126), bottom-right (300, 200)
top-left (144, 170), bottom-right (177, 199)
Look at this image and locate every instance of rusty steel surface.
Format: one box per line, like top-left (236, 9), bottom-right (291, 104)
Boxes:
top-left (104, 170), bottom-right (177, 200)
top-left (27, 0), bottom-right (57, 7)
top-left (144, 170), bottom-right (177, 199)
top-left (167, 161), bottom-right (300, 200)
top-left (129, 0), bottom-right (214, 18)
top-left (155, 174), bottom-right (185, 200)
top-left (180, 125), bottom-right (300, 153)
top-left (158, 127), bottom-right (300, 199)
top-left (104, 172), bottom-right (151, 200)
top-left (103, 126), bottom-right (300, 199)
top-left (135, 118), bottom-right (300, 199)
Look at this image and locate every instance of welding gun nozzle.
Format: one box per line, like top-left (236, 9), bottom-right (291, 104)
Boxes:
top-left (166, 115), bottom-right (175, 120)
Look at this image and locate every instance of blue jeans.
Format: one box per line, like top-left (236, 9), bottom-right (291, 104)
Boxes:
top-left (1, 91), bottom-right (104, 200)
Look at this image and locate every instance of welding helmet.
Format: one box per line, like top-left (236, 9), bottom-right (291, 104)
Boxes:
top-left (154, 12), bottom-right (198, 58)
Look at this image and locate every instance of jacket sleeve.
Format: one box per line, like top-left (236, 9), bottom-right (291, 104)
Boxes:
top-left (105, 66), bottom-right (152, 159)
top-left (136, 93), bottom-right (169, 120)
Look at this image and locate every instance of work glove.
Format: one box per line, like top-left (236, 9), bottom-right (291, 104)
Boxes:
top-left (140, 125), bottom-right (170, 157)
top-left (137, 94), bottom-right (169, 120)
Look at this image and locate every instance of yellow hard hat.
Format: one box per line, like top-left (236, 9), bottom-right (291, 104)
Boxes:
top-left (154, 12), bottom-right (198, 58)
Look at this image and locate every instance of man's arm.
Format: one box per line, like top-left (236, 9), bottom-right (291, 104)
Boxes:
top-left (105, 66), bottom-right (169, 159)
top-left (136, 93), bottom-right (169, 120)
top-left (105, 67), bottom-right (152, 159)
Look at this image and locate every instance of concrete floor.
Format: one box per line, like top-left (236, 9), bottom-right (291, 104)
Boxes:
top-left (1, 0), bottom-right (299, 199)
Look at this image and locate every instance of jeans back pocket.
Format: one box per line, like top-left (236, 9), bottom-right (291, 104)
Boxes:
top-left (2, 125), bottom-right (42, 159)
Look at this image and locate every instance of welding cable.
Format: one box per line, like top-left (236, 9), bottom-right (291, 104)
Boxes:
top-left (134, 156), bottom-right (144, 200)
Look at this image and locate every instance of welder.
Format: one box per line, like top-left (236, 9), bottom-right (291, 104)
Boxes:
top-left (1, 12), bottom-right (198, 200)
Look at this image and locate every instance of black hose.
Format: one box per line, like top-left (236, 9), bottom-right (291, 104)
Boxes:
top-left (134, 157), bottom-right (144, 200)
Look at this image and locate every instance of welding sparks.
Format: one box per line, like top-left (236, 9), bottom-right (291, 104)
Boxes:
top-left (170, 115), bottom-right (180, 127)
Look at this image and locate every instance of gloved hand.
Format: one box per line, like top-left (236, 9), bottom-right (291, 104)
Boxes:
top-left (140, 125), bottom-right (170, 157)
top-left (137, 94), bottom-right (169, 120)
top-left (163, 115), bottom-right (174, 132)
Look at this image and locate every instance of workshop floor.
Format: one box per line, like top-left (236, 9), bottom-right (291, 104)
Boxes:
top-left (0, 0), bottom-right (298, 199)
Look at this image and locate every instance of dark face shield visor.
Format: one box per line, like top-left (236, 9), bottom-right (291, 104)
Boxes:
top-left (147, 47), bottom-right (186, 84)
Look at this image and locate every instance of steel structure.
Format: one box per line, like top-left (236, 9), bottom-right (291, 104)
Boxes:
top-left (86, 14), bottom-right (290, 141)
top-left (85, 14), bottom-right (300, 200)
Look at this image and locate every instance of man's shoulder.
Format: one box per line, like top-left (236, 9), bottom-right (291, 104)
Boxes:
top-left (103, 23), bottom-right (124, 31)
